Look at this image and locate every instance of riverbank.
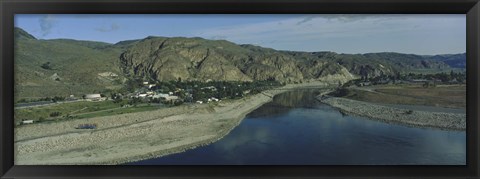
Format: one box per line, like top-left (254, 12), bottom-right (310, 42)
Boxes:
top-left (15, 81), bottom-right (330, 165)
top-left (318, 96), bottom-right (466, 131)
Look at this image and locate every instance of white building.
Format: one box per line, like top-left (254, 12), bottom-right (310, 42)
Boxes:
top-left (165, 96), bottom-right (179, 101)
top-left (152, 93), bottom-right (169, 99)
top-left (22, 120), bottom-right (34, 124)
top-left (85, 94), bottom-right (102, 101)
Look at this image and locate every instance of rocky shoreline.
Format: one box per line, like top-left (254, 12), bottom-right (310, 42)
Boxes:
top-left (317, 96), bottom-right (466, 131)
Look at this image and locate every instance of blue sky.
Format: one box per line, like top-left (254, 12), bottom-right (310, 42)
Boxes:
top-left (15, 14), bottom-right (465, 55)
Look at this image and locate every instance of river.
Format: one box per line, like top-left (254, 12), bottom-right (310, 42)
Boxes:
top-left (129, 89), bottom-right (466, 165)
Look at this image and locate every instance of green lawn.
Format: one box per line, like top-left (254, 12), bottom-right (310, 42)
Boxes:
top-left (14, 100), bottom-right (165, 125)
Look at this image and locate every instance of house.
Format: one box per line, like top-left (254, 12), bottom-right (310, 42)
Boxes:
top-left (152, 93), bottom-right (169, 99)
top-left (143, 81), bottom-right (149, 85)
top-left (138, 94), bottom-right (148, 98)
top-left (85, 94), bottom-right (102, 101)
top-left (22, 120), bottom-right (34, 124)
top-left (201, 86), bottom-right (217, 91)
top-left (196, 101), bottom-right (203, 104)
top-left (164, 95), bottom-right (179, 101)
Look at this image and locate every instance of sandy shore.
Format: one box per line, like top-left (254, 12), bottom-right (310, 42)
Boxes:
top-left (15, 81), bottom-right (329, 165)
top-left (318, 96), bottom-right (466, 131)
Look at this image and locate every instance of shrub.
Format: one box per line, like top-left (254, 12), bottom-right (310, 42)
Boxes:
top-left (49, 111), bottom-right (61, 117)
top-left (405, 110), bottom-right (414, 114)
top-left (41, 62), bottom-right (52, 70)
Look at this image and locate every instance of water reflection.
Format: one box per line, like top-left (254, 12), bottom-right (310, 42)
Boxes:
top-left (130, 89), bottom-right (466, 165)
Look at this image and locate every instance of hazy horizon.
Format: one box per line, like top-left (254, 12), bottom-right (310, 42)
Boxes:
top-left (15, 14), bottom-right (466, 55)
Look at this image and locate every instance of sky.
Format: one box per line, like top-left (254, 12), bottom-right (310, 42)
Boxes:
top-left (15, 14), bottom-right (465, 55)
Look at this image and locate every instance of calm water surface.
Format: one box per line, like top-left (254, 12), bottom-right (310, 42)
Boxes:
top-left (129, 89), bottom-right (466, 165)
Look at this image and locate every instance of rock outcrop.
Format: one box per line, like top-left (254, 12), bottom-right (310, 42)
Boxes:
top-left (119, 37), bottom-right (359, 84)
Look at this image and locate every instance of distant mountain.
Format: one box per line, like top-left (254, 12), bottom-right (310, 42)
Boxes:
top-left (47, 39), bottom-right (113, 49)
top-left (14, 27), bottom-right (465, 100)
top-left (427, 53), bottom-right (466, 68)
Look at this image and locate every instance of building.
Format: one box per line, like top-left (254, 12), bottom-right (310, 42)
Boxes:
top-left (85, 94), bottom-right (102, 101)
top-left (152, 93), bottom-right (169, 99)
top-left (201, 86), bottom-right (217, 91)
top-left (22, 120), bottom-right (34, 124)
top-left (164, 96), bottom-right (179, 101)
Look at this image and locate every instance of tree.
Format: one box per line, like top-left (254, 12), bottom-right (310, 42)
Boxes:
top-left (49, 112), bottom-right (61, 117)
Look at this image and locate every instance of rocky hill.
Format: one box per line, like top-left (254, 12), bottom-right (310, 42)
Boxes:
top-left (14, 27), bottom-right (465, 100)
top-left (120, 36), bottom-right (460, 84)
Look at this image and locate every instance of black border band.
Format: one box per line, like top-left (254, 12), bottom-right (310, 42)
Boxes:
top-left (1, 0), bottom-right (479, 178)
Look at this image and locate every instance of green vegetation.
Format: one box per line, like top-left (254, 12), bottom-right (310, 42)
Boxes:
top-left (40, 62), bottom-right (52, 70)
top-left (155, 80), bottom-right (281, 100)
top-left (15, 28), bottom-right (124, 101)
top-left (14, 77), bottom-right (283, 126)
top-left (330, 84), bottom-right (466, 109)
top-left (14, 99), bottom-right (165, 126)
top-left (16, 96), bottom-right (66, 104)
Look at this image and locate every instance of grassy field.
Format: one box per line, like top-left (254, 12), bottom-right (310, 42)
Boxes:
top-left (14, 100), bottom-right (165, 125)
top-left (14, 98), bottom-right (227, 126)
top-left (338, 84), bottom-right (466, 109)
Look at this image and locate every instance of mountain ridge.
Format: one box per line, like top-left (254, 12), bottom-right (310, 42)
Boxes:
top-left (14, 27), bottom-right (466, 99)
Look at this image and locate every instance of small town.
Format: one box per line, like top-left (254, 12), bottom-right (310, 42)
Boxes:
top-left (14, 79), bottom-right (282, 126)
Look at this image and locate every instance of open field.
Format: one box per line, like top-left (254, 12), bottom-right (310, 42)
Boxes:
top-left (338, 84), bottom-right (465, 109)
top-left (14, 100), bottom-right (161, 125)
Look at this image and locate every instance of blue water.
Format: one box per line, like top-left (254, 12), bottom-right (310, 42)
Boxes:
top-left (129, 89), bottom-right (466, 165)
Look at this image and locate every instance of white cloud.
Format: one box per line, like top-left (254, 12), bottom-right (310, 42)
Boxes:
top-left (39, 15), bottom-right (57, 37)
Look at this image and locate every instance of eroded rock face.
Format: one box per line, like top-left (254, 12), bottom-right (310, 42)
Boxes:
top-left (119, 36), bottom-right (455, 85)
top-left (119, 37), bottom-right (358, 84)
top-left (120, 37), bottom-right (253, 82)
